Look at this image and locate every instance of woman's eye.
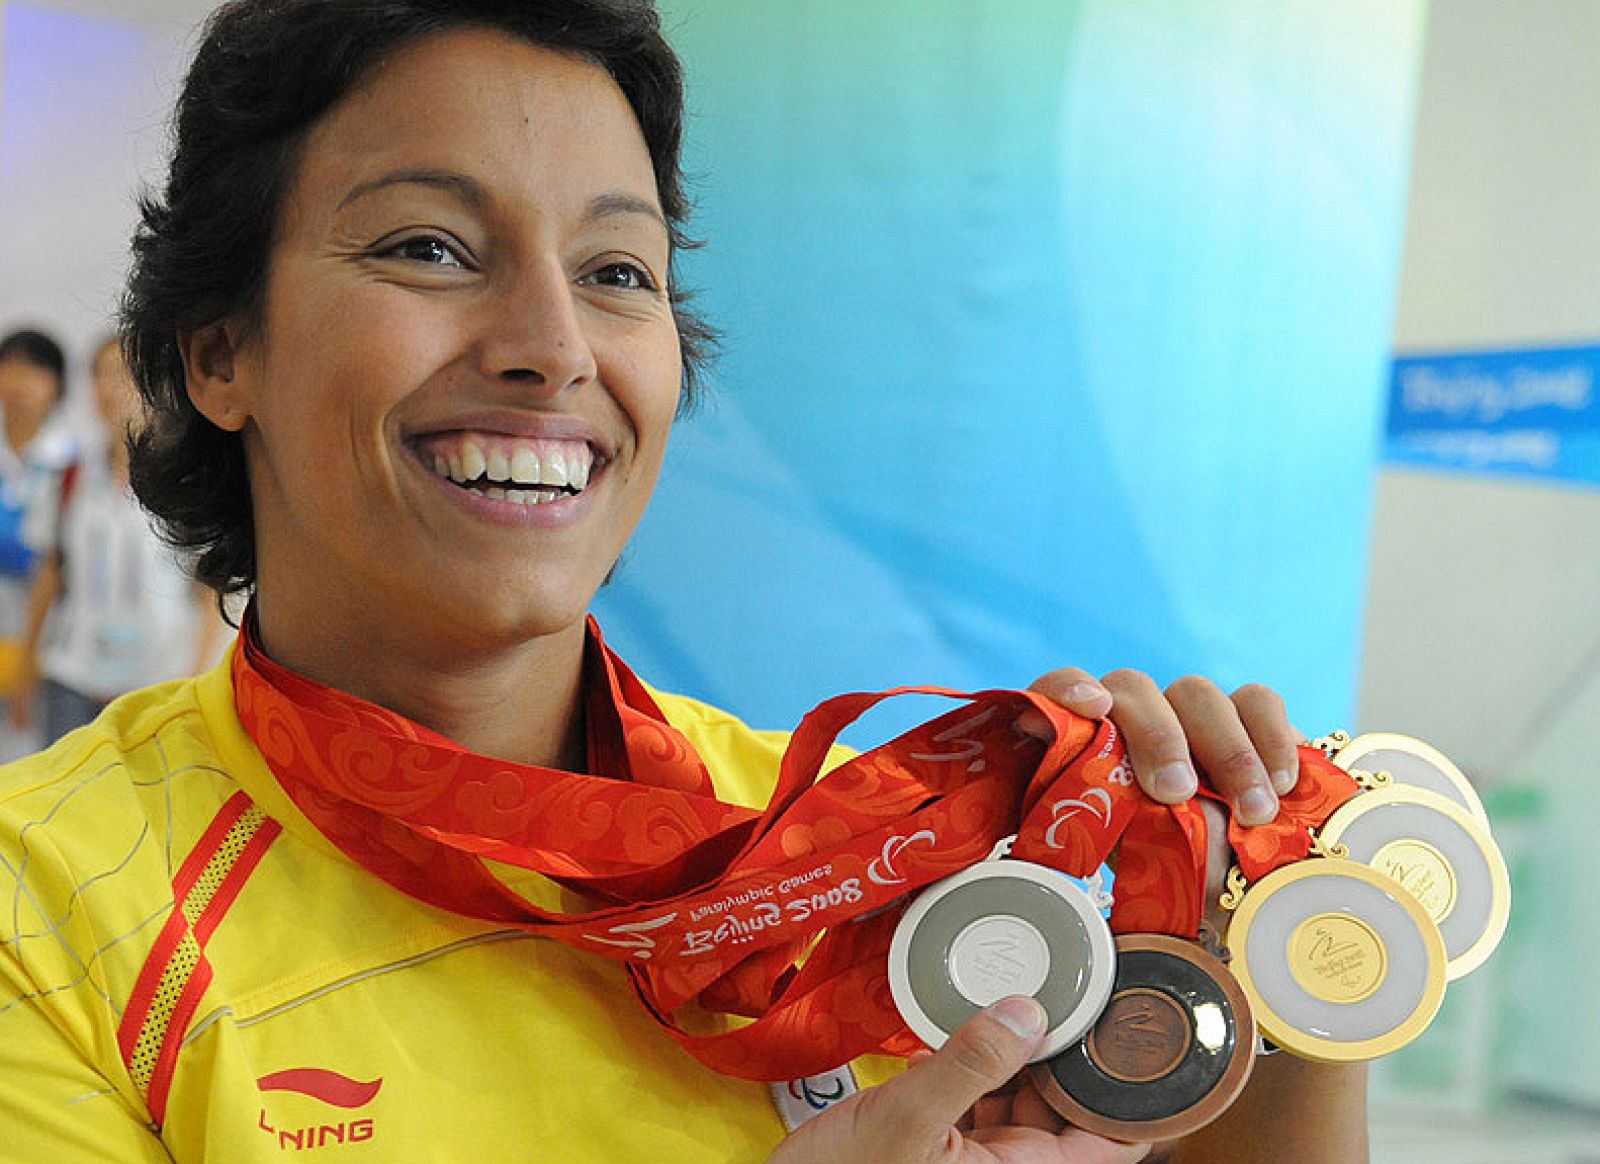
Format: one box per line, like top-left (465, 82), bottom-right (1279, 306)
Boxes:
top-left (378, 236), bottom-right (467, 268)
top-left (582, 262), bottom-right (658, 292)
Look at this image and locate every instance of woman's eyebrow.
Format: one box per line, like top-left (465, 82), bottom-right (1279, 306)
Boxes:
top-left (335, 172), bottom-right (666, 236)
top-left (582, 191), bottom-right (668, 233)
top-left (337, 168), bottom-right (489, 213)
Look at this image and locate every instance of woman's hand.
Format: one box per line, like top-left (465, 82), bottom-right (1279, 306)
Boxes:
top-left (1022, 670), bottom-right (1301, 826)
top-left (767, 997), bottom-right (1151, 1164)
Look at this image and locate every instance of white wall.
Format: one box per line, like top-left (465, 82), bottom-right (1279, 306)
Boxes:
top-left (0, 0), bottom-right (209, 399)
top-left (1362, 0), bottom-right (1600, 778)
top-left (11, 0), bottom-right (213, 20)
top-left (1389, 0), bottom-right (1600, 350)
top-left (1362, 0), bottom-right (1600, 1107)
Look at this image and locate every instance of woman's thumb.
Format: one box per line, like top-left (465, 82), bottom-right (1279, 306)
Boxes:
top-left (875, 997), bottom-right (1047, 1141)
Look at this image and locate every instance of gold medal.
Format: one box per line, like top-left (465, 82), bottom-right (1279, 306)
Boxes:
top-left (1327, 732), bottom-right (1488, 828)
top-left (1317, 786), bottom-right (1510, 980)
top-left (1223, 859), bottom-right (1446, 1062)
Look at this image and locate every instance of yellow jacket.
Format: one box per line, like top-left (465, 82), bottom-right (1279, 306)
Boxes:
top-left (0, 653), bottom-right (894, 1162)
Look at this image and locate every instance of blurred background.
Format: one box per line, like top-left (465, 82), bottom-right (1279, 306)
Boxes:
top-left (2, 1), bottom-right (1596, 1159)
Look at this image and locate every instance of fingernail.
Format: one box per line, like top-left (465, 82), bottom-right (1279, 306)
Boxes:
top-left (1236, 785), bottom-right (1277, 825)
top-left (1064, 682), bottom-right (1107, 705)
top-left (1151, 762), bottom-right (1198, 801)
top-left (987, 995), bottom-right (1047, 1039)
top-left (1270, 768), bottom-right (1296, 795)
top-left (1015, 709), bottom-right (1049, 737)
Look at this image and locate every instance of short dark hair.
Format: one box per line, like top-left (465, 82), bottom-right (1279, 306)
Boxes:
top-left (123, 0), bottom-right (713, 599)
top-left (0, 328), bottom-right (67, 401)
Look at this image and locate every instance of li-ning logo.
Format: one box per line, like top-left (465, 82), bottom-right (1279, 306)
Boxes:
top-left (256, 1069), bottom-right (383, 1151)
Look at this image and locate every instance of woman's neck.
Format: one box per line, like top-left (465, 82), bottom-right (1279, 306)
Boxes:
top-left (252, 596), bottom-right (591, 771)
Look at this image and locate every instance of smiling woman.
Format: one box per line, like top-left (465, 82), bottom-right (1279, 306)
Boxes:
top-left (174, 33), bottom-right (683, 766)
top-left (0, 3), bottom-right (1357, 1163)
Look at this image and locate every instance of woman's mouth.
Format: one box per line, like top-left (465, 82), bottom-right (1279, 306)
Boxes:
top-left (416, 433), bottom-right (597, 506)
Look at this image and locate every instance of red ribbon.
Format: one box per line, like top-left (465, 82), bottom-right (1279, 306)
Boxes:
top-left (1218, 749), bottom-right (1363, 882)
top-left (1104, 799), bottom-right (1210, 938)
top-left (231, 617), bottom-right (1358, 1078)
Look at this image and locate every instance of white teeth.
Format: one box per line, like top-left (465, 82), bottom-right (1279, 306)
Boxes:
top-left (510, 447), bottom-right (539, 484)
top-left (428, 438), bottom-right (595, 495)
top-left (545, 448), bottom-right (570, 489)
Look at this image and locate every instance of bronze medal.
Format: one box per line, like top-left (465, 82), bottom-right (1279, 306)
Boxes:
top-left (1029, 933), bottom-right (1255, 1142)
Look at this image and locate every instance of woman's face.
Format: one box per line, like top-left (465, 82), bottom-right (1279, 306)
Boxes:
top-left (207, 30), bottom-right (681, 662)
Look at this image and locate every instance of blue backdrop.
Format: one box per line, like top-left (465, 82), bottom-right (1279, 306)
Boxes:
top-left (0, 1), bottom-right (1427, 739)
top-left (594, 1), bottom-right (1427, 738)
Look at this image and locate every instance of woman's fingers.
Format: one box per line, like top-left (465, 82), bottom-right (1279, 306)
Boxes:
top-left (1020, 668), bottom-right (1114, 739)
top-left (1023, 665), bottom-right (1301, 827)
top-left (1231, 682), bottom-right (1301, 796)
top-left (1100, 669), bottom-right (1198, 802)
top-left (768, 996), bottom-right (1154, 1164)
top-left (765, 997), bottom-right (1047, 1163)
top-left (1163, 676), bottom-right (1276, 824)
top-left (1008, 1076), bottom-right (1070, 1133)
top-left (1106, 673), bottom-right (1299, 825)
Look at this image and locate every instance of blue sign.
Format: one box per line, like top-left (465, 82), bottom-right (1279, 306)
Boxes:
top-left (1386, 344), bottom-right (1600, 487)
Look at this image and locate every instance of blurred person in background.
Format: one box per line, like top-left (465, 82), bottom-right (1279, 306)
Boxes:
top-left (13, 335), bottom-right (224, 744)
top-left (0, 327), bottom-right (75, 760)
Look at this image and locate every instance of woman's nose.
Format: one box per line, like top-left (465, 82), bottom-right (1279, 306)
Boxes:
top-left (479, 262), bottom-right (598, 394)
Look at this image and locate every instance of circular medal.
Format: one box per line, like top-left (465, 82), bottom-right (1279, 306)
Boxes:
top-left (1330, 733), bottom-right (1488, 827)
top-left (1224, 860), bottom-right (1446, 1061)
top-left (1318, 787), bottom-right (1509, 979)
top-left (888, 859), bottom-right (1116, 1061)
top-left (1029, 934), bottom-right (1255, 1142)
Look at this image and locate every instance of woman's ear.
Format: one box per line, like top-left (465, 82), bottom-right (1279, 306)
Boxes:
top-left (179, 319), bottom-right (253, 433)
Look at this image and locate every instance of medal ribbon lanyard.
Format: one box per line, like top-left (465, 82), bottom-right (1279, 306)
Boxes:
top-left (235, 619), bottom-right (1175, 1078)
top-left (1214, 750), bottom-right (1363, 883)
top-left (1100, 797), bottom-right (1210, 940)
